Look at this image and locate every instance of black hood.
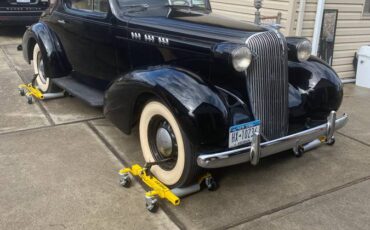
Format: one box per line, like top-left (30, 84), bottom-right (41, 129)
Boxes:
top-left (168, 9), bottom-right (265, 32)
top-left (127, 8), bottom-right (268, 44)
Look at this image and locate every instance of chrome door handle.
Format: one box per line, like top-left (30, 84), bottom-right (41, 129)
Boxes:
top-left (57, 19), bottom-right (66, 24)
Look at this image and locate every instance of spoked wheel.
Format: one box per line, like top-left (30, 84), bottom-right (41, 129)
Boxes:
top-left (33, 44), bottom-right (59, 93)
top-left (139, 100), bottom-right (200, 188)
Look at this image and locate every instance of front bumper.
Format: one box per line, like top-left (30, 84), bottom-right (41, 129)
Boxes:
top-left (197, 111), bottom-right (349, 169)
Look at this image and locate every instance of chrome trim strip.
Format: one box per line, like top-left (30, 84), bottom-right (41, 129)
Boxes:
top-left (197, 112), bottom-right (348, 169)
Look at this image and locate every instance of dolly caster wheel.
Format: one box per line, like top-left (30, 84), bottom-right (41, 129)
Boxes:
top-left (293, 146), bottom-right (304, 158)
top-left (326, 137), bottom-right (335, 146)
top-left (145, 196), bottom-right (159, 213)
top-left (205, 176), bottom-right (218, 191)
top-left (26, 95), bottom-right (33, 104)
top-left (119, 173), bottom-right (131, 188)
top-left (18, 88), bottom-right (25, 96)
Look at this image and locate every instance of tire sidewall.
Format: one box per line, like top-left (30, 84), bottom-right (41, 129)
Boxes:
top-left (139, 100), bottom-right (196, 188)
top-left (33, 44), bottom-right (51, 93)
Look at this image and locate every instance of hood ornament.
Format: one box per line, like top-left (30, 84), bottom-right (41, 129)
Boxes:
top-left (254, 0), bottom-right (262, 24)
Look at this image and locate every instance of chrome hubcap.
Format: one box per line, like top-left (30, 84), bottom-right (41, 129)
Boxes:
top-left (148, 116), bottom-right (178, 170)
top-left (156, 127), bottom-right (173, 157)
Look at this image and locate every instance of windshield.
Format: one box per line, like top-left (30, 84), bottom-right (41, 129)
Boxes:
top-left (112, 0), bottom-right (210, 15)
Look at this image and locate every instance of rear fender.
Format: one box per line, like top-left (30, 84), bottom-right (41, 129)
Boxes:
top-left (22, 22), bottom-right (71, 78)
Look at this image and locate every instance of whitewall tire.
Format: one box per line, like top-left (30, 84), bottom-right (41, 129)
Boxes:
top-left (33, 44), bottom-right (57, 93)
top-left (139, 100), bottom-right (199, 187)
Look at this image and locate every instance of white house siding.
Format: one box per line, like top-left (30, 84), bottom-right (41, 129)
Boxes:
top-left (292, 0), bottom-right (370, 79)
top-left (210, 0), bottom-right (370, 79)
top-left (209, 0), bottom-right (296, 35)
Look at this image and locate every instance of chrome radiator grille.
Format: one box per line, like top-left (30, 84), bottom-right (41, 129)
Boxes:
top-left (245, 31), bottom-right (289, 140)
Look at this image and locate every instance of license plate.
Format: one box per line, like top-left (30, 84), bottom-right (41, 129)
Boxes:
top-left (229, 120), bottom-right (261, 148)
top-left (16, 0), bottom-right (31, 3)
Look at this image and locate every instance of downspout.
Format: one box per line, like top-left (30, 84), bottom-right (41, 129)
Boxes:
top-left (295, 0), bottom-right (306, 36)
top-left (311, 0), bottom-right (326, 55)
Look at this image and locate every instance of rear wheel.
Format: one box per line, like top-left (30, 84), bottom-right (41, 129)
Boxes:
top-left (139, 100), bottom-right (200, 188)
top-left (33, 44), bottom-right (59, 93)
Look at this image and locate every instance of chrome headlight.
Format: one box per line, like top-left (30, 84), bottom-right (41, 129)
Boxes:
top-left (297, 40), bottom-right (312, 62)
top-left (232, 46), bottom-right (252, 72)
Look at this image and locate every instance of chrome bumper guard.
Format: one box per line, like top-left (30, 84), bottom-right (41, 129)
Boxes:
top-left (197, 111), bottom-right (349, 169)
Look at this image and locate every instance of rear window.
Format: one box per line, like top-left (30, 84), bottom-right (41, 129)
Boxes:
top-left (65, 0), bottom-right (108, 13)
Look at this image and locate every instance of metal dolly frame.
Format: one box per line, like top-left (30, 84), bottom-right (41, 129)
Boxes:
top-left (119, 162), bottom-right (217, 213)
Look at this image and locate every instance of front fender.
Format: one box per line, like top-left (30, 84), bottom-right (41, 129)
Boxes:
top-left (22, 22), bottom-right (71, 78)
top-left (288, 56), bottom-right (343, 120)
top-left (104, 66), bottom-right (230, 150)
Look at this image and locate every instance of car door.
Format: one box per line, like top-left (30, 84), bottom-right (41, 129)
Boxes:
top-left (49, 0), bottom-right (116, 87)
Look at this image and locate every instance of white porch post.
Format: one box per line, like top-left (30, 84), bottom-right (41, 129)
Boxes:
top-left (311, 0), bottom-right (326, 55)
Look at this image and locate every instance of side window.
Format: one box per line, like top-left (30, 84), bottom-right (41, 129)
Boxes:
top-left (364, 0), bottom-right (370, 16)
top-left (94, 0), bottom-right (109, 13)
top-left (65, 0), bottom-right (109, 13)
top-left (68, 0), bottom-right (93, 11)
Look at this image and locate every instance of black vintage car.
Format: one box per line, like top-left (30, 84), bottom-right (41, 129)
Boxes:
top-left (0, 0), bottom-right (49, 25)
top-left (22, 0), bottom-right (348, 188)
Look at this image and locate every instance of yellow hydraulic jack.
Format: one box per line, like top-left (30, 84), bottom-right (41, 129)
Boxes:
top-left (18, 76), bottom-right (65, 104)
top-left (119, 161), bottom-right (217, 213)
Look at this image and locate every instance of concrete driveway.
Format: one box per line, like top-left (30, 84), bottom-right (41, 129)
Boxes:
top-left (1, 26), bottom-right (370, 230)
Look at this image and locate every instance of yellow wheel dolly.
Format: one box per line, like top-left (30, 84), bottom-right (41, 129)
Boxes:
top-left (18, 75), bottom-right (65, 104)
top-left (119, 161), bottom-right (217, 213)
top-left (18, 83), bottom-right (65, 104)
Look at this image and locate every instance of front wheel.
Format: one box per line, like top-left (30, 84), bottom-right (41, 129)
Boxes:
top-left (139, 100), bottom-right (200, 188)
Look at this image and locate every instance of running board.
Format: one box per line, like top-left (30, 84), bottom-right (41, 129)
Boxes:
top-left (51, 77), bottom-right (104, 107)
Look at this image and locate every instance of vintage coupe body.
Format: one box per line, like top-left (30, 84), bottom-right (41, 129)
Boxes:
top-left (22, 0), bottom-right (348, 187)
top-left (0, 0), bottom-right (49, 25)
